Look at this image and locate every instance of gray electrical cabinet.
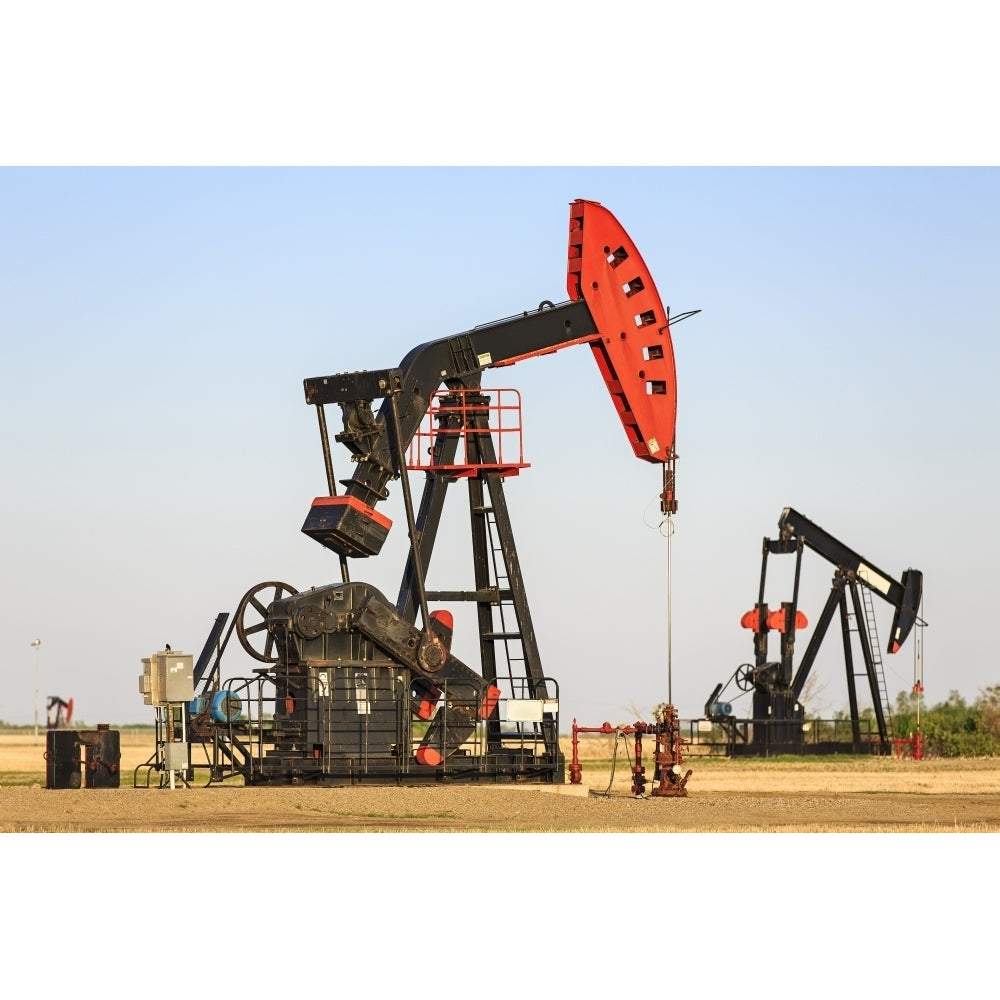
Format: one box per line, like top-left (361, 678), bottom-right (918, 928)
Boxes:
top-left (163, 741), bottom-right (190, 771)
top-left (140, 650), bottom-right (194, 706)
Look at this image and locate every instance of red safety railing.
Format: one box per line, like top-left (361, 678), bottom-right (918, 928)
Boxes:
top-left (407, 388), bottom-right (530, 478)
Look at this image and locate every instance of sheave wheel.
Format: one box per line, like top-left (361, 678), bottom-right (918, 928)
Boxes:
top-left (236, 581), bottom-right (298, 663)
top-left (735, 663), bottom-right (755, 692)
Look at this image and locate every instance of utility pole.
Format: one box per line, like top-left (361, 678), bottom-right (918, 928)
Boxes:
top-left (30, 638), bottom-right (41, 737)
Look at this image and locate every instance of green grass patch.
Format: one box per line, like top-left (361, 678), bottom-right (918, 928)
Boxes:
top-left (0, 771), bottom-right (46, 786)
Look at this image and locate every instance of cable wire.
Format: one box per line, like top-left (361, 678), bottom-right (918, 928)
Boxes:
top-left (598, 730), bottom-right (627, 798)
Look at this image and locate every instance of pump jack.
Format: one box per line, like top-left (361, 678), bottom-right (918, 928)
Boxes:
top-left (707, 507), bottom-right (923, 756)
top-left (179, 200), bottom-right (698, 787)
top-left (46, 696), bottom-right (74, 729)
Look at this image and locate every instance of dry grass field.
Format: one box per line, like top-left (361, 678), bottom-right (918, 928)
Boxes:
top-left (4, 731), bottom-right (1000, 832)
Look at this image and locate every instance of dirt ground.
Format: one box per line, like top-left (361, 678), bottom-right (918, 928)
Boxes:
top-left (4, 731), bottom-right (1000, 832)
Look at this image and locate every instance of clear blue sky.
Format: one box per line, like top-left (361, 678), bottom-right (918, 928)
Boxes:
top-left (2, 166), bottom-right (998, 728)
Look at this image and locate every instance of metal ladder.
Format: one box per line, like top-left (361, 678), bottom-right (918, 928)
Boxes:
top-left (860, 583), bottom-right (894, 736)
top-left (476, 501), bottom-right (555, 755)
top-left (479, 503), bottom-right (526, 694)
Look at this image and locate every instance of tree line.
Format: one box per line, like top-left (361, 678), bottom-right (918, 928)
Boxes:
top-left (881, 686), bottom-right (1000, 757)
